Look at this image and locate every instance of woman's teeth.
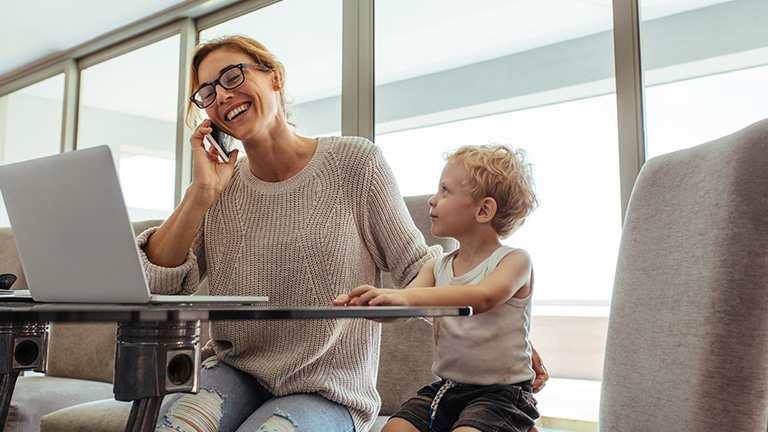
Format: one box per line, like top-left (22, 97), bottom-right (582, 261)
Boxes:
top-left (227, 104), bottom-right (248, 121)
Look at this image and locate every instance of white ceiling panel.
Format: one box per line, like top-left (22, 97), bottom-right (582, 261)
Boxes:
top-left (0, 0), bottom-right (188, 77)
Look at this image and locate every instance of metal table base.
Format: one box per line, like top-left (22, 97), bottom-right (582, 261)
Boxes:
top-left (0, 304), bottom-right (471, 432)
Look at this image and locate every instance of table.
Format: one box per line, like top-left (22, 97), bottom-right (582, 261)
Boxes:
top-left (0, 302), bottom-right (471, 432)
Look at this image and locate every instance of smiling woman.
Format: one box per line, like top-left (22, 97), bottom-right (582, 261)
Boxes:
top-left (137, 34), bottom-right (447, 432)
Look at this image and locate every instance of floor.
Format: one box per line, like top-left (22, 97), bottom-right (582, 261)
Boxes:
top-left (533, 377), bottom-right (601, 432)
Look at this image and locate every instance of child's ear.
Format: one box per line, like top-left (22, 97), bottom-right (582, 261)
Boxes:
top-left (476, 197), bottom-right (497, 223)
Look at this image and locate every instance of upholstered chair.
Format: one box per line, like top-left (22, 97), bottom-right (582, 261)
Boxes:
top-left (600, 119), bottom-right (768, 431)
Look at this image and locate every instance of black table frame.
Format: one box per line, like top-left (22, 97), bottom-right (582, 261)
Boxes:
top-left (0, 303), bottom-right (470, 432)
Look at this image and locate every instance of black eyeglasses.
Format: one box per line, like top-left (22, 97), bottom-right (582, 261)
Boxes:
top-left (191, 63), bottom-right (272, 109)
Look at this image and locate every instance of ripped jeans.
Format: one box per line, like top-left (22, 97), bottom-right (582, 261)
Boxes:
top-left (155, 358), bottom-right (355, 432)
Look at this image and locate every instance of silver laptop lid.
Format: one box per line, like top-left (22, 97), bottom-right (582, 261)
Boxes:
top-left (0, 146), bottom-right (152, 303)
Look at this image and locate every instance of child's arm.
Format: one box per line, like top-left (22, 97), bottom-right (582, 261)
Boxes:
top-left (339, 250), bottom-right (532, 314)
top-left (332, 259), bottom-right (437, 306)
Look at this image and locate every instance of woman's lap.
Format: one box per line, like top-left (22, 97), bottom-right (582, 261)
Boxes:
top-left (237, 393), bottom-right (354, 432)
top-left (156, 358), bottom-right (353, 432)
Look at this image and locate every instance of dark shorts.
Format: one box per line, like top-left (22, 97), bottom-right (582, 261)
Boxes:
top-left (390, 380), bottom-right (539, 432)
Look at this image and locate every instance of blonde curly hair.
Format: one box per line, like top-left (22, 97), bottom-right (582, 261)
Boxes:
top-left (447, 144), bottom-right (539, 239)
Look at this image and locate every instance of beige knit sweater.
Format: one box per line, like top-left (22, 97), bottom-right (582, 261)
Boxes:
top-left (137, 136), bottom-right (440, 431)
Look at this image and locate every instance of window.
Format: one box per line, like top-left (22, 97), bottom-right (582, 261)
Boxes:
top-left (0, 75), bottom-right (64, 227)
top-left (77, 35), bottom-right (180, 221)
top-left (375, 0), bottom-right (622, 304)
top-left (642, 0), bottom-right (768, 158)
top-left (200, 0), bottom-right (343, 138)
top-left (375, 1), bottom-right (620, 427)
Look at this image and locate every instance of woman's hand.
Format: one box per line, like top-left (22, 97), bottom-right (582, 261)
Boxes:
top-left (530, 345), bottom-right (549, 393)
top-left (190, 119), bottom-right (239, 205)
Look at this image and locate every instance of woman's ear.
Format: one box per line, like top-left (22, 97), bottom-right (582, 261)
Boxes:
top-left (476, 197), bottom-right (497, 224)
top-left (272, 73), bottom-right (283, 91)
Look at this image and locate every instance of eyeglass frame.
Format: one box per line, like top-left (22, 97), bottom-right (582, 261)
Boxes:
top-left (190, 62), bottom-right (273, 109)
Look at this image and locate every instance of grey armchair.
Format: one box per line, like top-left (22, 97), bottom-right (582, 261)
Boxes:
top-left (600, 119), bottom-right (768, 431)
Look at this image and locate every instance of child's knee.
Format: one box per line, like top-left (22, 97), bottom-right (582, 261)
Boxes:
top-left (382, 417), bottom-right (421, 432)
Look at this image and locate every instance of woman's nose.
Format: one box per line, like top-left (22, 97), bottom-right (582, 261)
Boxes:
top-left (216, 86), bottom-right (235, 104)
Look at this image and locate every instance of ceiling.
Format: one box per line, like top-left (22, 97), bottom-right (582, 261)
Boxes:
top-left (1, 0), bottom-right (188, 78)
top-left (2, 0), bottom-right (732, 77)
top-left (1, 0), bottom-right (732, 122)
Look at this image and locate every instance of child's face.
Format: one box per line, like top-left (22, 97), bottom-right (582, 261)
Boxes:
top-left (428, 161), bottom-right (479, 239)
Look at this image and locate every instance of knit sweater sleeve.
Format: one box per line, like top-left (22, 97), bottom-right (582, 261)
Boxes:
top-left (360, 145), bottom-right (441, 288)
top-left (135, 222), bottom-right (206, 295)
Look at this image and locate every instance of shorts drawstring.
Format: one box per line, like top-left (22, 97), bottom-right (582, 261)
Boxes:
top-left (428, 379), bottom-right (457, 430)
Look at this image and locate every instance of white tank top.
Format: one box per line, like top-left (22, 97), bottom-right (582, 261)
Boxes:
top-left (431, 246), bottom-right (535, 386)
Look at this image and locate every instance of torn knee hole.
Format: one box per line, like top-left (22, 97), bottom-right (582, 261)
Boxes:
top-left (156, 388), bottom-right (224, 432)
top-left (256, 409), bottom-right (298, 431)
top-left (201, 358), bottom-right (219, 370)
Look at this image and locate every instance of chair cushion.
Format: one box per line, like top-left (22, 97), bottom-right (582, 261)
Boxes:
top-left (6, 376), bottom-right (114, 432)
top-left (39, 398), bottom-right (131, 432)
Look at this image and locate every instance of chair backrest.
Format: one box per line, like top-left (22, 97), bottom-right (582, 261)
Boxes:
top-left (600, 119), bottom-right (768, 431)
top-left (377, 194), bottom-right (457, 415)
top-left (0, 227), bottom-right (29, 290)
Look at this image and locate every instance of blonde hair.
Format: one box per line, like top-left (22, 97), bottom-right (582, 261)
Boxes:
top-left (185, 35), bottom-right (291, 128)
top-left (447, 144), bottom-right (539, 239)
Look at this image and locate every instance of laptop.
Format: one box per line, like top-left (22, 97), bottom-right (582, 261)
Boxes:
top-left (0, 145), bottom-right (267, 305)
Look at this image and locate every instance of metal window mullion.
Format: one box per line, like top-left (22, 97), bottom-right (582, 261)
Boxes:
top-left (342, 0), bottom-right (374, 140)
top-left (613, 0), bottom-right (647, 224)
top-left (175, 18), bottom-right (197, 207)
top-left (61, 59), bottom-right (80, 153)
top-left (0, 62), bottom-right (67, 98)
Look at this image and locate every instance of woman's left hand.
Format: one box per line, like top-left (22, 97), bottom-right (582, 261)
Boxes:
top-left (530, 345), bottom-right (549, 393)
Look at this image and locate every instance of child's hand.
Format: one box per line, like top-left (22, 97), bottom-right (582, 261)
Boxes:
top-left (345, 285), bottom-right (409, 307)
top-left (332, 293), bottom-right (352, 306)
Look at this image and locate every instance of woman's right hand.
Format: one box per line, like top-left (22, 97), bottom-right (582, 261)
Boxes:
top-left (190, 119), bottom-right (239, 206)
top-left (144, 120), bottom-right (239, 267)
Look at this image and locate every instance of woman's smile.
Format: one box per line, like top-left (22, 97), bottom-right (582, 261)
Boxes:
top-left (226, 102), bottom-right (250, 121)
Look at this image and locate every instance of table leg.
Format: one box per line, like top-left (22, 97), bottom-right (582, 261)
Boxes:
top-left (124, 396), bottom-right (162, 432)
top-left (115, 320), bottom-right (200, 432)
top-left (0, 372), bottom-right (20, 432)
top-left (0, 322), bottom-right (49, 432)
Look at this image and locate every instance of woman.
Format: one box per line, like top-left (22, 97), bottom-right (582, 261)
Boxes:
top-left (140, 35), bottom-right (547, 432)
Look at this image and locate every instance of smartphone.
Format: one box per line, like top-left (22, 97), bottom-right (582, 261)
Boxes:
top-left (192, 112), bottom-right (234, 162)
top-left (207, 122), bottom-right (234, 163)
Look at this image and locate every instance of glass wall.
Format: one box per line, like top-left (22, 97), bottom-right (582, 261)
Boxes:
top-left (375, 1), bottom-right (619, 427)
top-left (375, 0), bottom-right (621, 302)
top-left (200, 0), bottom-right (343, 138)
top-left (642, 0), bottom-right (768, 158)
top-left (77, 35), bottom-right (180, 221)
top-left (0, 75), bottom-right (65, 226)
